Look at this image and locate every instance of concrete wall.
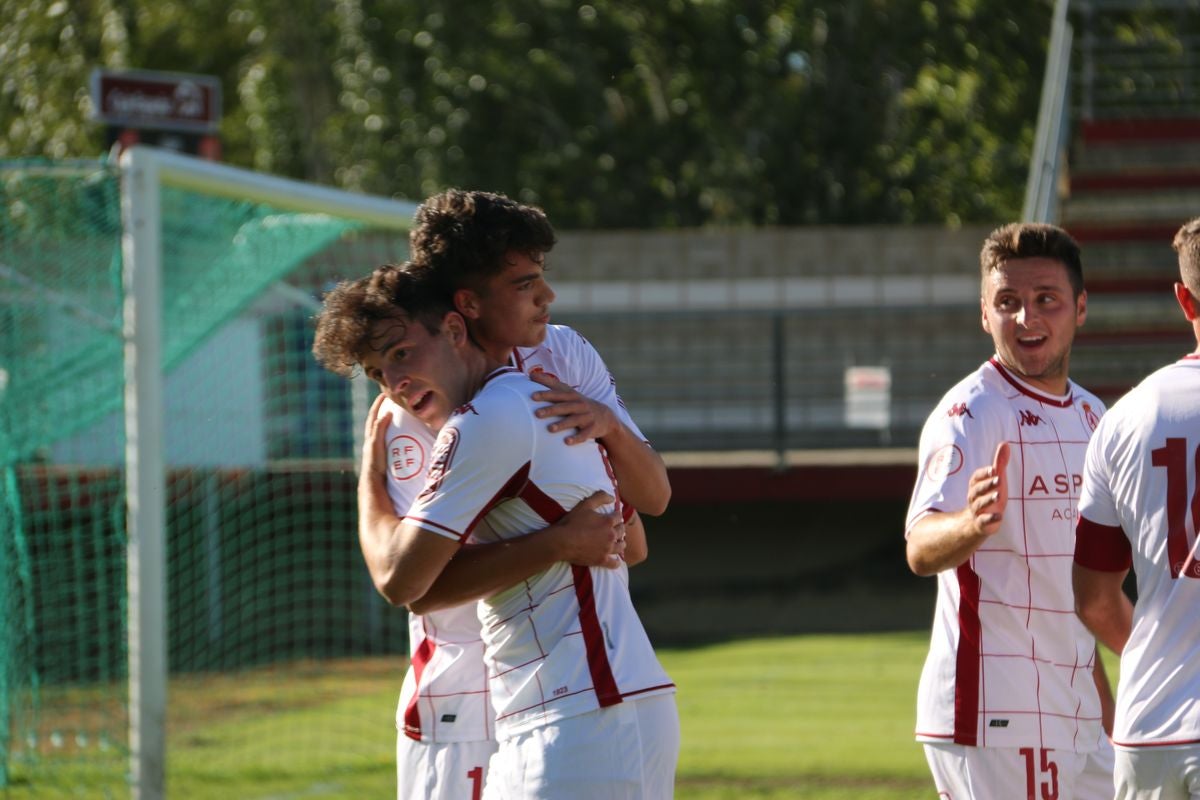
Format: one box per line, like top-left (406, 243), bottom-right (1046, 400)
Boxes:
top-left (549, 224), bottom-right (991, 311)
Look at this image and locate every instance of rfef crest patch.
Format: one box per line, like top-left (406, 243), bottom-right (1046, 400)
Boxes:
top-left (925, 444), bottom-right (964, 480)
top-left (388, 434), bottom-right (426, 481)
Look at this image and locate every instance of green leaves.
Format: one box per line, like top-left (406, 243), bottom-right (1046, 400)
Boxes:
top-left (1, 0), bottom-right (1056, 227)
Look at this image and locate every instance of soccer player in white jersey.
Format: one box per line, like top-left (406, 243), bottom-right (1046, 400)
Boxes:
top-left (317, 267), bottom-right (633, 799)
top-left (314, 190), bottom-right (673, 799)
top-left (1073, 216), bottom-right (1200, 799)
top-left (319, 264), bottom-right (678, 798)
top-left (905, 222), bottom-right (1116, 799)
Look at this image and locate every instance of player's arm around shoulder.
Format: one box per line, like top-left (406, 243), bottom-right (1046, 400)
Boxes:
top-left (407, 491), bottom-right (629, 614)
top-left (529, 330), bottom-right (670, 516)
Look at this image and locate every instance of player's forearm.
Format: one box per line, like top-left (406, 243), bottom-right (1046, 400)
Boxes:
top-left (357, 467), bottom-right (401, 585)
top-left (408, 531), bottom-right (565, 614)
top-left (1072, 564), bottom-right (1133, 655)
top-left (599, 424), bottom-right (671, 516)
top-left (905, 510), bottom-right (991, 576)
top-left (357, 470), bottom-right (442, 606)
top-left (623, 512), bottom-right (648, 566)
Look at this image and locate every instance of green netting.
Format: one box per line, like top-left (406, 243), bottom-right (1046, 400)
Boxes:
top-left (0, 157), bottom-right (412, 797)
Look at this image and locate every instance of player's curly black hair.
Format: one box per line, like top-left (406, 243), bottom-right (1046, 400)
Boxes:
top-left (980, 222), bottom-right (1084, 297)
top-left (312, 262), bottom-right (453, 378)
top-left (409, 189), bottom-right (557, 295)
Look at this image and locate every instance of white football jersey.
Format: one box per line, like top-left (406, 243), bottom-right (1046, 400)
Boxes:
top-left (406, 368), bottom-right (675, 740)
top-left (383, 406), bottom-right (494, 743)
top-left (513, 324), bottom-right (646, 446)
top-left (1076, 354), bottom-right (1200, 748)
top-left (386, 324), bottom-right (649, 743)
top-left (906, 358), bottom-right (1108, 751)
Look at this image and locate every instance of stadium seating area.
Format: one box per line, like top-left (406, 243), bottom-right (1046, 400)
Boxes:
top-left (1060, 117), bottom-right (1200, 402)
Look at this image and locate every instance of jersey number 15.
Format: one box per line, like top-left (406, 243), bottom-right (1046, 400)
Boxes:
top-left (1151, 437), bottom-right (1200, 580)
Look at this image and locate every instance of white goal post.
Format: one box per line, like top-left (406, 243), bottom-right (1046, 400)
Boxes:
top-left (118, 146), bottom-right (416, 800)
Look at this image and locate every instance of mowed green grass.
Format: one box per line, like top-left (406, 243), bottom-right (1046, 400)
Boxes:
top-left (669, 632), bottom-right (930, 799)
top-left (5, 632), bottom-right (950, 798)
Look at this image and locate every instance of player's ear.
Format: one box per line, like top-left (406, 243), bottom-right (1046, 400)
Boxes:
top-left (442, 311), bottom-right (469, 345)
top-left (980, 296), bottom-right (991, 334)
top-left (1075, 289), bottom-right (1088, 326)
top-left (454, 288), bottom-right (482, 320)
top-left (1175, 281), bottom-right (1198, 321)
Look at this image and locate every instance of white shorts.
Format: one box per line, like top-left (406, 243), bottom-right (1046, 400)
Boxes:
top-left (923, 739), bottom-right (1114, 800)
top-left (1115, 744), bottom-right (1200, 800)
top-left (396, 733), bottom-right (498, 800)
top-left (484, 693), bottom-right (680, 800)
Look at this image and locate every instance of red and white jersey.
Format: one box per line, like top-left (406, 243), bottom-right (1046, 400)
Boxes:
top-left (1075, 354), bottom-right (1200, 748)
top-left (383, 407), bottom-right (494, 743)
top-left (906, 358), bottom-right (1108, 751)
top-left (512, 324), bottom-right (646, 449)
top-left (407, 368), bottom-right (675, 740)
top-left (384, 324), bottom-right (651, 743)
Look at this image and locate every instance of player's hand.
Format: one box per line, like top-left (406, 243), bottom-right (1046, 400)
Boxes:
top-left (361, 393), bottom-right (393, 478)
top-left (967, 441), bottom-right (1009, 537)
top-left (551, 490), bottom-right (625, 568)
top-left (530, 372), bottom-right (618, 445)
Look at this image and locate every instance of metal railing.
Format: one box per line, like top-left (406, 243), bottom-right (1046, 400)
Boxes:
top-left (1025, 0), bottom-right (1075, 223)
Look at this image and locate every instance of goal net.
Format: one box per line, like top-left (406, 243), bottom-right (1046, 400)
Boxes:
top-left (0, 148), bottom-right (415, 797)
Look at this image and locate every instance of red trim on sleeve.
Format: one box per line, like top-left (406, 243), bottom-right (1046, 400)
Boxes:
top-left (462, 463), bottom-right (533, 539)
top-left (1075, 516), bottom-right (1133, 572)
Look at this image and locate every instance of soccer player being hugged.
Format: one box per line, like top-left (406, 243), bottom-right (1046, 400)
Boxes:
top-left (904, 223), bottom-right (1115, 798)
top-left (313, 189), bottom-right (676, 800)
top-left (1073, 217), bottom-right (1200, 798)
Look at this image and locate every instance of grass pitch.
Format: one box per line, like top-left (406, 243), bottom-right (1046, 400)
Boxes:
top-left (4, 631), bottom-right (956, 798)
top-left (668, 631), bottom-right (930, 799)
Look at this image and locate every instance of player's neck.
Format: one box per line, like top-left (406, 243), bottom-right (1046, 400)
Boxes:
top-left (460, 349), bottom-right (507, 403)
top-left (477, 340), bottom-right (515, 366)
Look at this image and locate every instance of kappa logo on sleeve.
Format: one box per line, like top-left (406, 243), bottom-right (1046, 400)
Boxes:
top-left (418, 427), bottom-right (460, 500)
top-left (452, 401), bottom-right (480, 417)
top-left (946, 403), bottom-right (973, 419)
top-left (925, 444), bottom-right (964, 480)
top-left (387, 434), bottom-right (426, 481)
top-left (1082, 401), bottom-right (1100, 431)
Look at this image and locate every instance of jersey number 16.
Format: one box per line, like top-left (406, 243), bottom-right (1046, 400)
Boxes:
top-left (1151, 437), bottom-right (1200, 580)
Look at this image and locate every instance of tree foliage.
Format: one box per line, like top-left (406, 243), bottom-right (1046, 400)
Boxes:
top-left (0, 0), bottom-right (1060, 227)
